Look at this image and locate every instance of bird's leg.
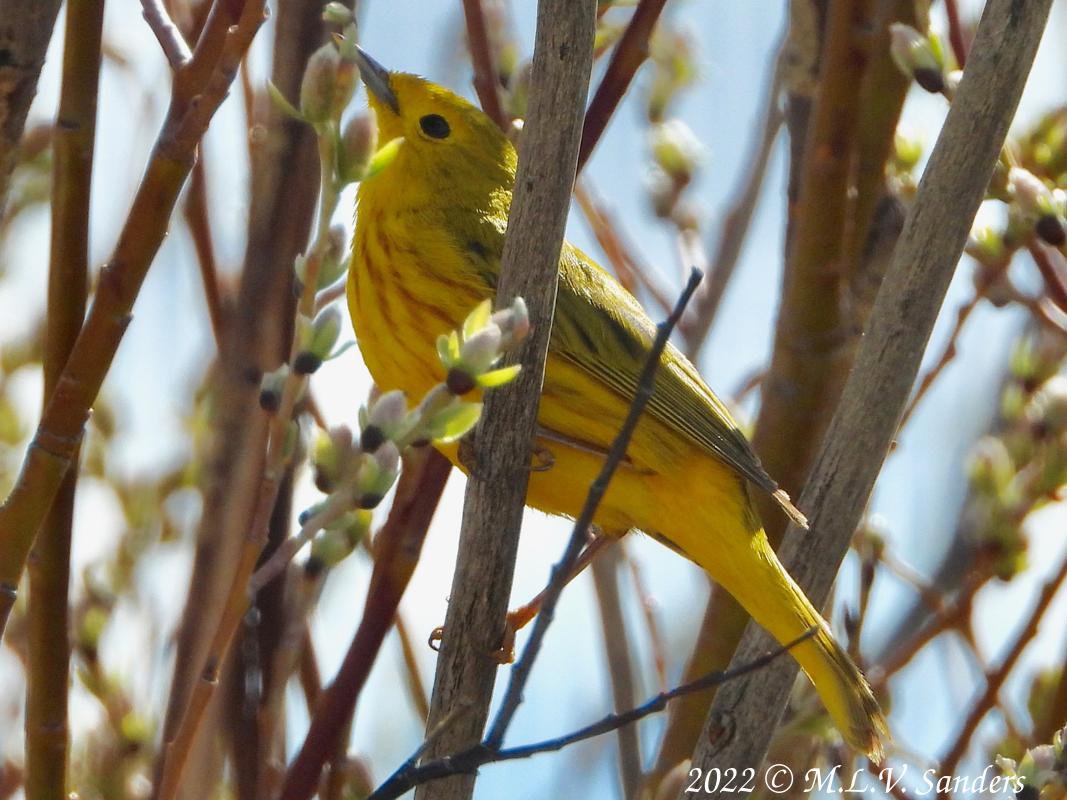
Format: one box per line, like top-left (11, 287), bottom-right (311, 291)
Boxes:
top-left (494, 532), bottom-right (616, 663)
top-left (425, 533), bottom-right (617, 662)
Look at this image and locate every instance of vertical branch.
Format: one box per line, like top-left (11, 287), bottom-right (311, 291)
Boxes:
top-left (940, 553), bottom-right (1067, 774)
top-left (591, 545), bottom-right (643, 800)
top-left (183, 157), bottom-right (227, 348)
top-left (24, 0), bottom-right (104, 795)
top-left (688, 0), bottom-right (1053, 784)
top-left (0, 0), bottom-right (64, 216)
top-left (415, 3), bottom-right (597, 800)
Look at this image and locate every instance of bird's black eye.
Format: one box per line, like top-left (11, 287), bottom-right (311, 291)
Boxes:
top-left (419, 114), bottom-right (450, 139)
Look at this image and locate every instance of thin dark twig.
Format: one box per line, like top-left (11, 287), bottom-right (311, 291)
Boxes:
top-left (368, 630), bottom-right (813, 800)
top-left (485, 268), bottom-right (703, 748)
top-left (141, 0), bottom-right (193, 68)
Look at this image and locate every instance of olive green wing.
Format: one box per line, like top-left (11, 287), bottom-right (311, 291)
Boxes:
top-left (550, 243), bottom-right (780, 498)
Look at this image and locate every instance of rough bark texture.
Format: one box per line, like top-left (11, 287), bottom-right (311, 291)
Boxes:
top-left (685, 0), bottom-right (1053, 790)
top-left (415, 3), bottom-right (597, 799)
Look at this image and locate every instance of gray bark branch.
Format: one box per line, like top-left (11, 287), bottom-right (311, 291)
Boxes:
top-left (685, 0), bottom-right (1053, 792)
top-left (415, 2), bottom-right (597, 800)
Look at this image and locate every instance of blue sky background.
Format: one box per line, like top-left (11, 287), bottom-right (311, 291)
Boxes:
top-left (1, 1), bottom-right (1065, 797)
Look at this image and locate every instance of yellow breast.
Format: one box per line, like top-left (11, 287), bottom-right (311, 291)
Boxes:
top-left (348, 198), bottom-right (490, 403)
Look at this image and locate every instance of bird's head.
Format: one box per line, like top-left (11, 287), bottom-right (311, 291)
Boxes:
top-left (353, 47), bottom-right (516, 194)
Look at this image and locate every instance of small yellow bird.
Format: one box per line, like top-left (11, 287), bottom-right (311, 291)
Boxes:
top-left (347, 48), bottom-right (887, 759)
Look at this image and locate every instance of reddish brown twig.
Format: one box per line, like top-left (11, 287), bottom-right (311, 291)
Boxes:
top-left (898, 285), bottom-right (985, 430)
top-left (683, 40), bottom-right (786, 358)
top-left (944, 0), bottom-right (968, 69)
top-left (1028, 240), bottom-right (1067, 315)
top-left (940, 552), bottom-right (1067, 774)
top-left (577, 0), bottom-right (669, 173)
top-left (184, 156), bottom-right (227, 347)
top-left (461, 0), bottom-right (509, 131)
top-left (277, 448), bottom-right (451, 800)
top-left (395, 610), bottom-right (431, 722)
top-left (624, 549), bottom-right (668, 691)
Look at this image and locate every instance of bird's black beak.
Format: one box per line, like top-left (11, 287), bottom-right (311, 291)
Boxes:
top-left (353, 46), bottom-right (400, 115)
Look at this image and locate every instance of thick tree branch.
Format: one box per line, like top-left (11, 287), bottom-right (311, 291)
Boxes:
top-left (686, 0), bottom-right (1053, 788)
top-left (415, 4), bottom-right (597, 799)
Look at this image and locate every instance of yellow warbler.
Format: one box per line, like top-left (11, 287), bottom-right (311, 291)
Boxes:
top-left (346, 48), bottom-right (887, 759)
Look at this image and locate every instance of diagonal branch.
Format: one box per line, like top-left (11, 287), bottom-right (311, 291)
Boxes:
top-left (370, 630), bottom-right (812, 800)
top-left (141, 0), bottom-right (194, 69)
top-left (577, 0), bottom-right (668, 174)
top-left (277, 448), bottom-right (452, 800)
top-left (686, 0), bottom-right (1053, 787)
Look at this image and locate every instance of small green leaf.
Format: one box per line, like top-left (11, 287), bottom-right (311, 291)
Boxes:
top-left (463, 299), bottom-right (493, 339)
top-left (433, 402), bottom-right (483, 443)
top-left (364, 137), bottom-right (403, 179)
top-left (476, 364), bottom-right (521, 388)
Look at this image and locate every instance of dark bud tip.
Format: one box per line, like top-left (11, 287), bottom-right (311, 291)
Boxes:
top-left (304, 556), bottom-right (326, 579)
top-left (446, 367), bottom-right (477, 396)
top-left (293, 352), bottom-right (323, 375)
top-left (313, 468), bottom-right (334, 494)
top-left (358, 493), bottom-right (383, 510)
top-left (1036, 214), bottom-right (1066, 247)
top-left (259, 389), bottom-right (282, 413)
top-left (914, 67), bottom-right (945, 93)
top-left (360, 425), bottom-right (385, 452)
top-left (298, 508), bottom-right (312, 525)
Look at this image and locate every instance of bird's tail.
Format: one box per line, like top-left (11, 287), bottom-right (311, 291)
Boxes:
top-left (675, 514), bottom-right (887, 760)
